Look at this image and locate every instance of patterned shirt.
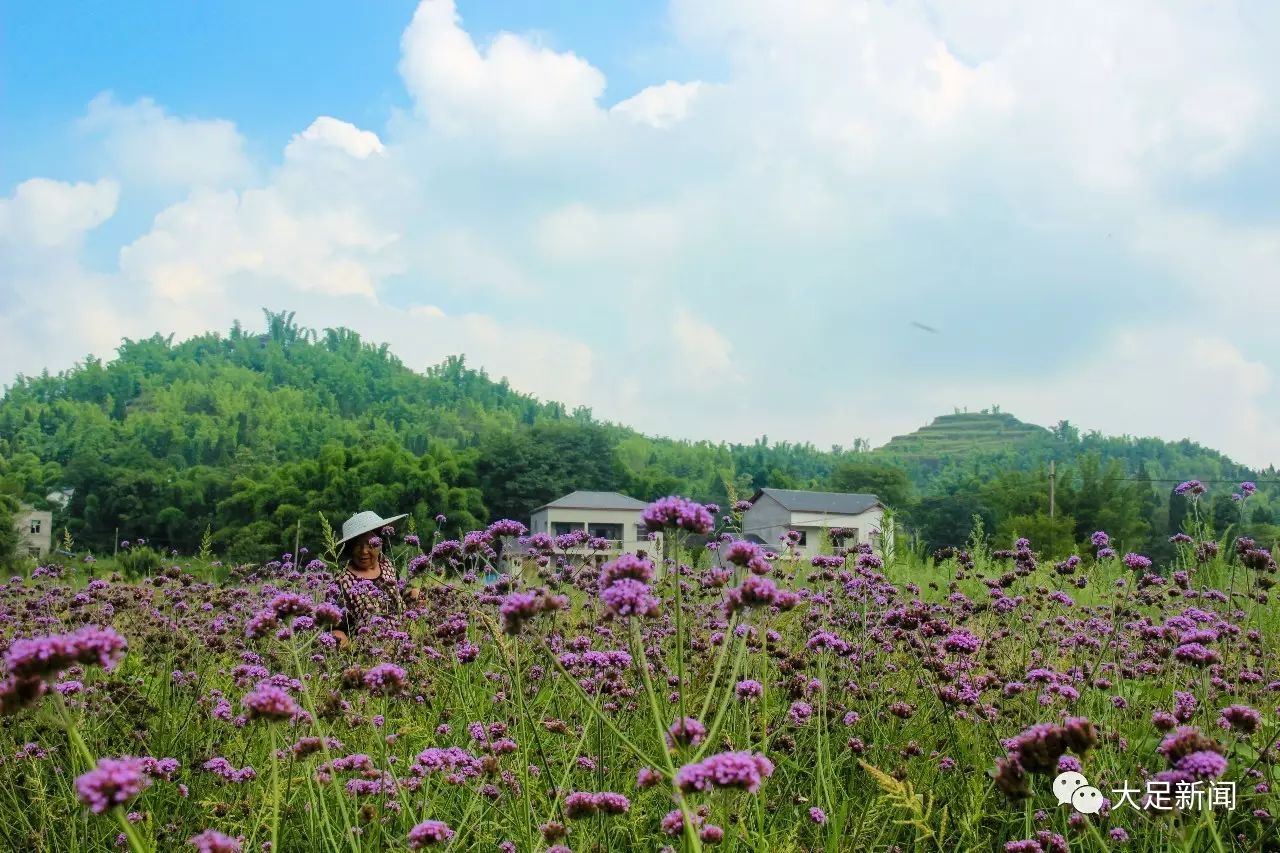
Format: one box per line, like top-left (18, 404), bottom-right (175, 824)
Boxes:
top-left (336, 556), bottom-right (406, 633)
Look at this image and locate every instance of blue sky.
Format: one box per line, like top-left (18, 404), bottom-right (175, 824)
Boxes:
top-left (2, 0), bottom-right (1279, 468)
top-left (1, 1), bottom-right (708, 185)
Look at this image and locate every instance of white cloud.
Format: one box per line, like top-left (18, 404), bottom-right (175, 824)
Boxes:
top-left (398, 0), bottom-right (605, 139)
top-left (6, 0), bottom-right (1280, 470)
top-left (119, 186), bottom-right (400, 300)
top-left (417, 228), bottom-right (537, 296)
top-left (0, 178), bottom-right (119, 248)
top-left (670, 307), bottom-right (740, 384)
top-left (401, 302), bottom-right (595, 405)
top-left (612, 81), bottom-right (704, 129)
top-left (535, 202), bottom-right (688, 265)
top-left (79, 92), bottom-right (253, 189)
top-left (286, 117), bottom-right (386, 160)
top-left (670, 0), bottom-right (1265, 191)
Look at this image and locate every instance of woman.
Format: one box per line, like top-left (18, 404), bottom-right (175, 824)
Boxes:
top-left (330, 510), bottom-right (423, 647)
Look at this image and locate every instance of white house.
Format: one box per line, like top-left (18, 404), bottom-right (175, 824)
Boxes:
top-left (527, 491), bottom-right (662, 555)
top-left (14, 503), bottom-right (53, 559)
top-left (740, 488), bottom-right (884, 557)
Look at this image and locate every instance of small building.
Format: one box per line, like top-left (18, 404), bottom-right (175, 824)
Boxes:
top-left (45, 487), bottom-right (74, 510)
top-left (14, 503), bottom-right (53, 559)
top-left (528, 491), bottom-right (661, 553)
top-left (741, 488), bottom-right (884, 556)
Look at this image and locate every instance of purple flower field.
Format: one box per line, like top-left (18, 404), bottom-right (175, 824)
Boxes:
top-left (1, 497), bottom-right (1278, 851)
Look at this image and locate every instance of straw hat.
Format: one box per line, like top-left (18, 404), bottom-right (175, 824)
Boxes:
top-left (336, 510), bottom-right (409, 548)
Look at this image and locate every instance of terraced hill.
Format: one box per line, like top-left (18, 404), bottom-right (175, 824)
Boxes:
top-left (876, 411), bottom-right (1054, 458)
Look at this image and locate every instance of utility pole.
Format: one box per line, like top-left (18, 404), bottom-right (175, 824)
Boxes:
top-left (1049, 460), bottom-right (1056, 519)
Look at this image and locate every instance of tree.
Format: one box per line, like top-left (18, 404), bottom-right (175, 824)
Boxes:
top-left (1001, 512), bottom-right (1077, 557)
top-left (1252, 503), bottom-right (1275, 525)
top-left (1210, 493), bottom-right (1241, 538)
top-left (476, 423), bottom-right (624, 523)
top-left (904, 495), bottom-right (995, 551)
top-left (1168, 489), bottom-right (1190, 536)
top-left (0, 495), bottom-right (20, 569)
top-left (828, 461), bottom-right (911, 508)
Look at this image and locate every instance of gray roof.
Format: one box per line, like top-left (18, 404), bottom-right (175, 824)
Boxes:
top-left (750, 488), bottom-right (881, 515)
top-left (531, 490), bottom-right (650, 514)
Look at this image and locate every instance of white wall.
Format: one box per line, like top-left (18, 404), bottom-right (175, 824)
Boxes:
top-left (523, 507), bottom-right (662, 564)
top-left (788, 507), bottom-right (884, 555)
top-left (739, 493), bottom-right (792, 549)
top-left (15, 507), bottom-right (53, 558)
top-left (741, 497), bottom-right (884, 556)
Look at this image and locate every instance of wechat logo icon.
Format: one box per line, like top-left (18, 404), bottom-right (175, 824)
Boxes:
top-left (1053, 771), bottom-right (1103, 815)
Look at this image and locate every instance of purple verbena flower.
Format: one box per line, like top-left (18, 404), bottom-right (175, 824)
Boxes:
top-left (641, 496), bottom-right (715, 535)
top-left (188, 829), bottom-right (244, 853)
top-left (76, 756), bottom-right (151, 814)
top-left (407, 820), bottom-right (454, 848)
top-left (600, 579), bottom-right (660, 619)
top-left (674, 751), bottom-right (775, 794)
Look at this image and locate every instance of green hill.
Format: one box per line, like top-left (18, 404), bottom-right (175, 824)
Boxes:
top-left (0, 311), bottom-right (1275, 563)
top-left (878, 411), bottom-right (1053, 458)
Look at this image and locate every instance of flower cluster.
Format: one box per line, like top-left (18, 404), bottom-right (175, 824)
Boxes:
top-left (598, 554), bottom-right (655, 587)
top-left (674, 751), bottom-right (775, 795)
top-left (724, 574), bottom-right (798, 615)
top-left (76, 756), bottom-right (151, 814)
top-left (5, 625), bottom-right (128, 679)
top-left (2, 625), bottom-right (129, 715)
top-left (563, 791), bottom-right (631, 819)
top-left (487, 519), bottom-right (528, 538)
top-left (363, 663), bottom-right (408, 694)
top-left (942, 630), bottom-right (982, 654)
top-left (600, 579), bottom-right (660, 619)
top-left (723, 540), bottom-right (771, 574)
top-left (641, 496), bottom-right (715, 535)
top-left (597, 554), bottom-right (660, 620)
top-left (667, 717), bottom-right (707, 748)
top-left (499, 588), bottom-right (569, 635)
top-left (1175, 480), bottom-right (1206, 496)
top-left (241, 684), bottom-right (300, 721)
top-left (408, 820), bottom-right (454, 848)
top-left (188, 830), bottom-right (244, 853)
top-left (995, 718), bottom-right (1098, 799)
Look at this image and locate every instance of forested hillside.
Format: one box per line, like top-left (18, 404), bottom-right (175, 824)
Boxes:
top-left (1, 310), bottom-right (1275, 564)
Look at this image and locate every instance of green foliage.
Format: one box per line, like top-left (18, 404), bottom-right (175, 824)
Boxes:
top-left (828, 460), bottom-right (911, 508)
top-left (476, 422), bottom-right (624, 522)
top-left (116, 545), bottom-right (163, 579)
top-left (0, 494), bottom-right (20, 570)
top-left (903, 493), bottom-right (995, 552)
top-left (1001, 512), bottom-right (1078, 558)
top-left (1, 313), bottom-right (1275, 563)
top-left (196, 523), bottom-right (213, 561)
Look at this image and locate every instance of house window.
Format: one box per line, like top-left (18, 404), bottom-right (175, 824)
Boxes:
top-left (795, 530), bottom-right (807, 546)
top-left (588, 523), bottom-right (623, 541)
top-left (29, 519), bottom-right (41, 534)
top-left (552, 522), bottom-right (584, 536)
